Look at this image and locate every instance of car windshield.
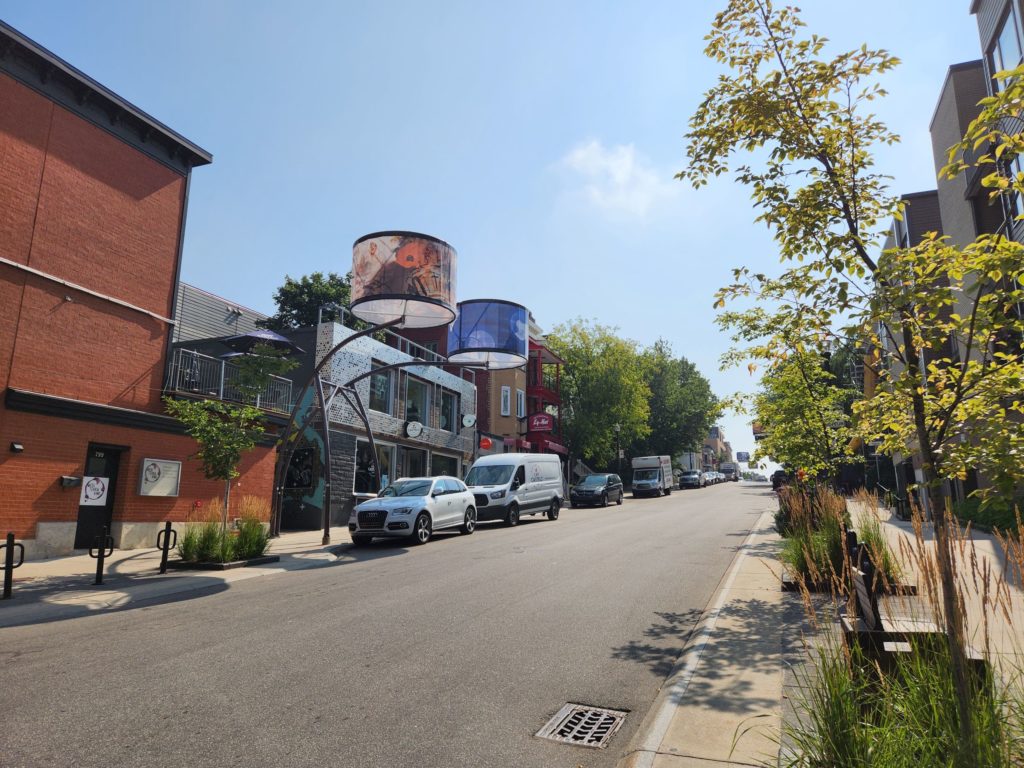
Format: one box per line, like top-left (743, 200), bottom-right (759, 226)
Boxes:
top-left (580, 475), bottom-right (609, 486)
top-left (379, 479), bottom-right (432, 497)
top-left (683, 471), bottom-right (699, 477)
top-left (465, 465), bottom-right (514, 486)
top-left (634, 469), bottom-right (659, 481)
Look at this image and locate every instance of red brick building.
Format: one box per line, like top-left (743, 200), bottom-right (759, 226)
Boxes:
top-left (0, 22), bottom-right (274, 557)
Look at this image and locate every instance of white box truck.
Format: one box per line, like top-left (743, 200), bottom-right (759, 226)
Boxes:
top-left (631, 455), bottom-right (673, 497)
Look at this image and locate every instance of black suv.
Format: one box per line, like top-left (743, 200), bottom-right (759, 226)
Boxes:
top-left (569, 473), bottom-right (624, 507)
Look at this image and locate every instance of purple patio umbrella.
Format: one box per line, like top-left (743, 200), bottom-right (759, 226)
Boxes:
top-left (221, 328), bottom-right (304, 355)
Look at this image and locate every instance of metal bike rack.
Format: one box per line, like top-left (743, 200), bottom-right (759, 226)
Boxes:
top-left (156, 521), bottom-right (177, 575)
top-left (88, 526), bottom-right (115, 585)
top-left (1, 532), bottom-right (25, 599)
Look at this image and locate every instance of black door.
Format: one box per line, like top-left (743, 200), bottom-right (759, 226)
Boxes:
top-left (73, 445), bottom-right (122, 549)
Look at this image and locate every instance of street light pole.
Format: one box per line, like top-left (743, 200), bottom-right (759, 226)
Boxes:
top-left (613, 422), bottom-right (621, 476)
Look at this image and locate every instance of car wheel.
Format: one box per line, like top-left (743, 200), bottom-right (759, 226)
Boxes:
top-left (569, 500), bottom-right (577, 508)
top-left (351, 535), bottom-right (372, 547)
top-left (413, 513), bottom-right (432, 545)
top-left (666, 486), bottom-right (672, 495)
top-left (616, 490), bottom-right (623, 505)
top-left (460, 506), bottom-right (477, 535)
top-left (601, 492), bottom-right (609, 507)
top-left (505, 503), bottom-right (520, 527)
top-left (547, 498), bottom-right (560, 520)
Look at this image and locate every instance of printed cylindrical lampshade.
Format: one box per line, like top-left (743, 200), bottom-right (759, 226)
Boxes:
top-left (447, 299), bottom-right (528, 369)
top-left (350, 231), bottom-right (457, 328)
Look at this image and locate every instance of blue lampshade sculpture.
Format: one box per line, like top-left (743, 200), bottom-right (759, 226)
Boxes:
top-left (447, 299), bottom-right (529, 369)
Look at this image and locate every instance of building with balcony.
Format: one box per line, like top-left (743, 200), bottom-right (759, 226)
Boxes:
top-left (278, 317), bottom-right (478, 529)
top-left (0, 22), bottom-right (275, 556)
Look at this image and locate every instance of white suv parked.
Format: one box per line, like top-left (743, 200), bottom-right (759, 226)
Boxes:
top-left (349, 477), bottom-right (476, 546)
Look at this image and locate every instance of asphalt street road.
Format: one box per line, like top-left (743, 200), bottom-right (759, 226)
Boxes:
top-left (3, 482), bottom-right (774, 768)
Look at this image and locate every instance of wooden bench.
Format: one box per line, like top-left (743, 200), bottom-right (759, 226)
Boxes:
top-left (840, 548), bottom-right (987, 673)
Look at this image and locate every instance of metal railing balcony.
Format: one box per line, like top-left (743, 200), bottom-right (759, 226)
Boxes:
top-left (166, 348), bottom-right (293, 414)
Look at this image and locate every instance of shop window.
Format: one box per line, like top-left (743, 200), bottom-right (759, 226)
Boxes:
top-left (406, 376), bottom-right (430, 423)
top-left (432, 453), bottom-right (459, 477)
top-left (440, 389), bottom-right (458, 432)
top-left (500, 386), bottom-right (511, 416)
top-left (354, 440), bottom-right (393, 493)
top-left (369, 362), bottom-right (392, 414)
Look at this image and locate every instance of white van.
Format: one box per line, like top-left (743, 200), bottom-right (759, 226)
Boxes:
top-left (464, 452), bottom-right (564, 526)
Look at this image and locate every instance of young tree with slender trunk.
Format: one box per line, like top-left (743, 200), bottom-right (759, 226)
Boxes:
top-left (683, 1), bottom-right (1024, 759)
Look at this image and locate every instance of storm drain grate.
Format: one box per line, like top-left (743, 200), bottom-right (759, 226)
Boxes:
top-left (535, 703), bottom-right (628, 749)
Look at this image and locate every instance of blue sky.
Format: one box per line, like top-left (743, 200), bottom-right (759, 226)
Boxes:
top-left (1, 1), bottom-right (984, 459)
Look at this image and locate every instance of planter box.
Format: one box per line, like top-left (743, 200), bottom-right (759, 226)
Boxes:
top-left (782, 571), bottom-right (917, 595)
top-left (166, 555), bottom-right (279, 571)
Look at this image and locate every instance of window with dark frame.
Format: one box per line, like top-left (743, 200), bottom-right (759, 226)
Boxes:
top-left (990, 5), bottom-right (1023, 90)
top-left (440, 389), bottom-right (458, 432)
top-left (368, 362), bottom-right (392, 414)
top-left (405, 376), bottom-right (430, 424)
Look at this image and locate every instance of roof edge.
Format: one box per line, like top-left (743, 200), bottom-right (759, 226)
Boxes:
top-left (0, 19), bottom-right (212, 169)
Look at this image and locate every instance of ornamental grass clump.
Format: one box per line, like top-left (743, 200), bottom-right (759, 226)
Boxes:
top-left (175, 496), bottom-right (270, 563)
top-left (778, 500), bottom-right (1024, 767)
top-left (778, 485), bottom-right (848, 588)
top-left (234, 495), bottom-right (271, 559)
top-left (853, 489), bottom-right (902, 586)
top-left (782, 633), bottom-right (1022, 767)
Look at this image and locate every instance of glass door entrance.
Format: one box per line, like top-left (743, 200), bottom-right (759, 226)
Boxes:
top-left (398, 446), bottom-right (427, 478)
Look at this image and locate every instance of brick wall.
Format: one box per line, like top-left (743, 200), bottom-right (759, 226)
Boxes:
top-left (0, 73), bottom-right (184, 412)
top-left (0, 403), bottom-right (275, 540)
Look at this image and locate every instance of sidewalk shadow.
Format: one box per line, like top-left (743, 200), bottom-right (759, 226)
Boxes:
top-left (0, 575), bottom-right (231, 628)
top-left (612, 595), bottom-right (801, 715)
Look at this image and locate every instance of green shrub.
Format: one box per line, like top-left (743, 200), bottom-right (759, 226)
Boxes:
top-left (177, 524), bottom-right (199, 562)
top-left (234, 515), bottom-right (270, 560)
top-left (193, 520), bottom-right (224, 561)
top-left (953, 496), bottom-right (1021, 534)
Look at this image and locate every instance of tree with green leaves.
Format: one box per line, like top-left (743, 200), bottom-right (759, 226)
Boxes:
top-left (258, 272), bottom-right (353, 330)
top-left (166, 345), bottom-right (296, 557)
top-left (232, 342), bottom-right (299, 404)
top-left (545, 320), bottom-right (651, 467)
top-left (683, 1), bottom-right (1024, 756)
top-left (748, 349), bottom-right (859, 475)
top-left (635, 340), bottom-right (719, 460)
top-left (163, 398), bottom-right (266, 558)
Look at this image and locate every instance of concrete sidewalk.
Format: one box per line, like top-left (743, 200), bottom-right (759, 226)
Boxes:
top-left (620, 501), bottom-right (790, 768)
top-left (0, 526), bottom-right (353, 628)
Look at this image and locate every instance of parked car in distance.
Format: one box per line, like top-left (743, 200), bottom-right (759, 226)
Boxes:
top-left (349, 476), bottom-right (476, 546)
top-left (570, 473), bottom-right (624, 507)
top-left (464, 452), bottom-right (563, 526)
top-left (707, 471), bottom-right (721, 484)
top-left (772, 470), bottom-right (789, 491)
top-left (678, 470), bottom-right (706, 489)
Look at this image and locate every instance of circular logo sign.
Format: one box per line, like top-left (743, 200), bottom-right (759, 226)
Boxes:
top-left (405, 421), bottom-right (424, 438)
top-left (462, 414), bottom-right (477, 428)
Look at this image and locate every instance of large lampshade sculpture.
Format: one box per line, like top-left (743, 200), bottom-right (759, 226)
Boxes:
top-left (447, 299), bottom-right (528, 369)
top-left (350, 232), bottom-right (456, 327)
top-left (272, 231), bottom-right (462, 542)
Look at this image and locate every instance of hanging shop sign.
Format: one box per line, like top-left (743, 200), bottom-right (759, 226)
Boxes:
top-left (528, 413), bottom-right (554, 432)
